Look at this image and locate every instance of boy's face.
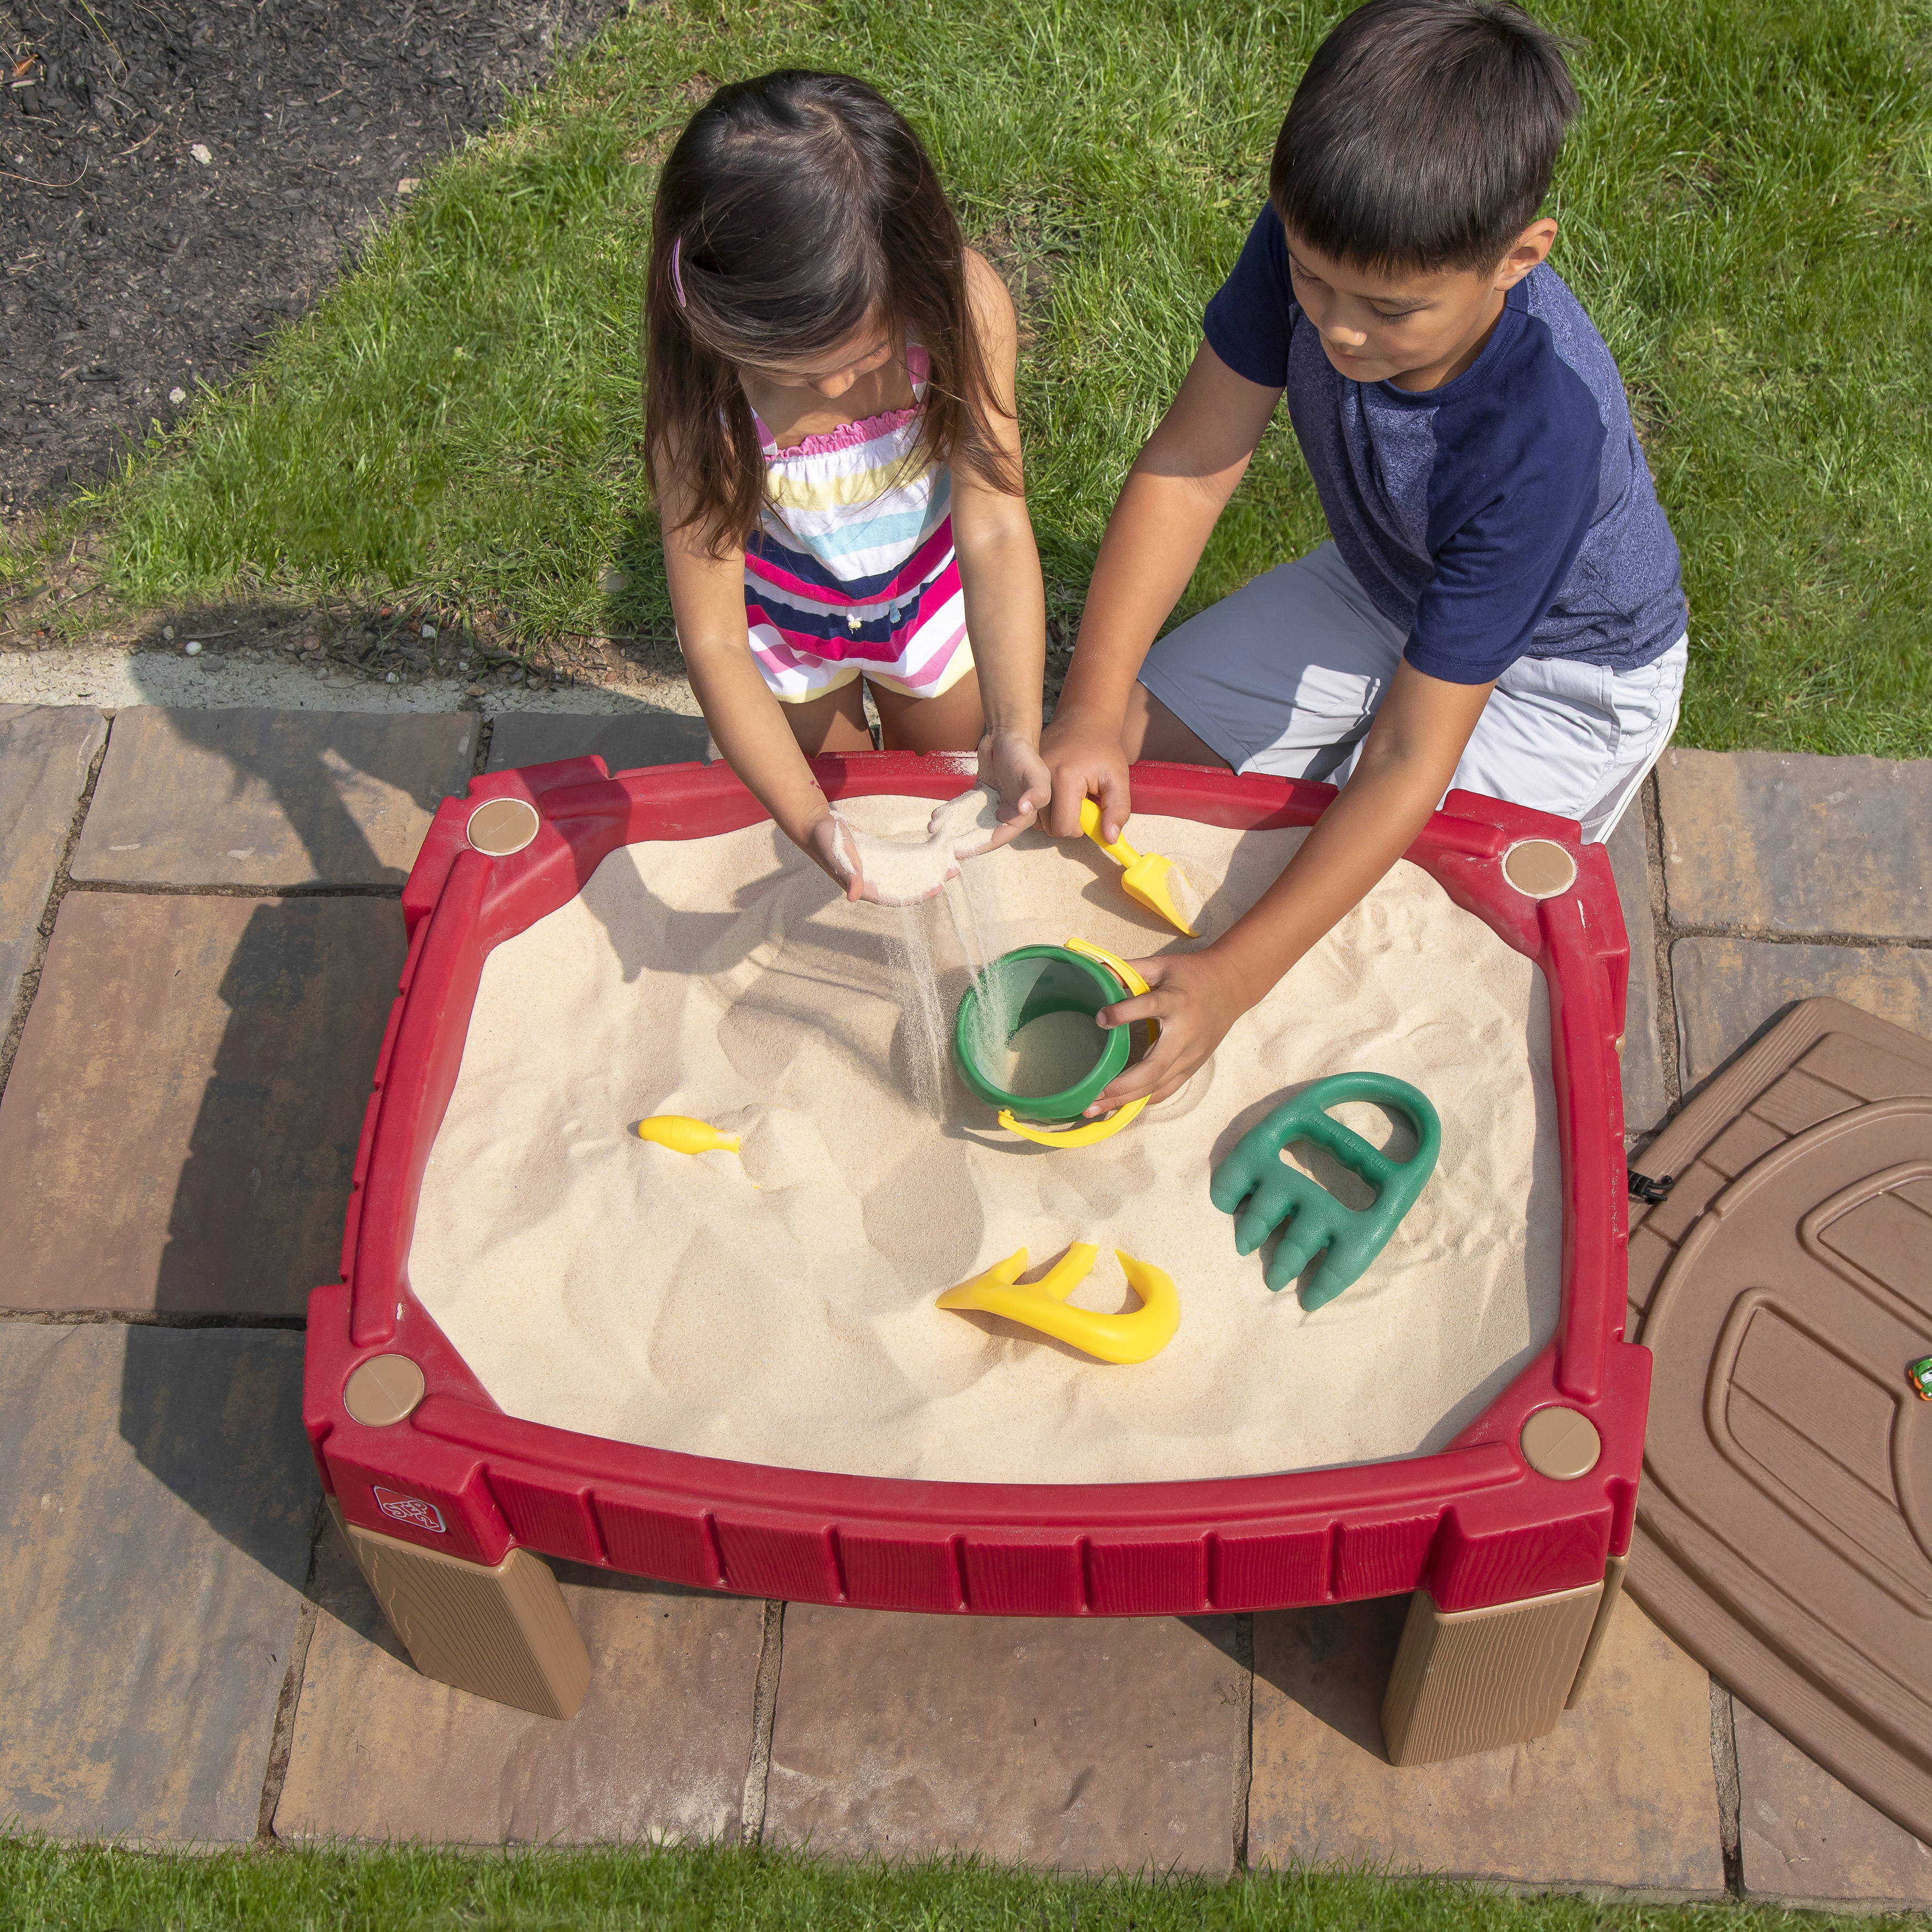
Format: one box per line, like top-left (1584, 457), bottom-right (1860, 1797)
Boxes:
top-left (1281, 219), bottom-right (1557, 392)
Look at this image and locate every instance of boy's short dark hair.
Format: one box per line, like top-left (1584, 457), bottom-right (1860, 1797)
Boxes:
top-left (1270, 0), bottom-right (1578, 274)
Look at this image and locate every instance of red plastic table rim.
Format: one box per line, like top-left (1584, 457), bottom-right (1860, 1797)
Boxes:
top-left (302, 753), bottom-right (1648, 1619)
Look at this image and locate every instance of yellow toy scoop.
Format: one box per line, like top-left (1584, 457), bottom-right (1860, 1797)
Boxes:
top-left (635, 1114), bottom-right (740, 1156)
top-left (936, 1243), bottom-right (1179, 1365)
top-left (1079, 798), bottom-right (1200, 936)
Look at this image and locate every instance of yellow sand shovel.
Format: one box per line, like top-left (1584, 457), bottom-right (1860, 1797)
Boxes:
top-left (936, 1243), bottom-right (1180, 1364)
top-left (1079, 798), bottom-right (1199, 936)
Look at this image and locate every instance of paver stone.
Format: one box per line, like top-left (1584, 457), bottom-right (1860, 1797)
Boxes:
top-left (0, 1324), bottom-right (315, 1841)
top-left (1735, 1703), bottom-right (1932, 1903)
top-left (0, 703), bottom-right (105, 1028)
top-left (762, 1605), bottom-right (1243, 1873)
top-left (1607, 805), bottom-right (1668, 1140)
top-left (0, 891), bottom-right (405, 1314)
top-left (1671, 937), bottom-right (1932, 1091)
top-left (1248, 1592), bottom-right (1722, 1892)
top-left (1657, 748), bottom-right (1932, 941)
top-left (487, 708), bottom-right (710, 775)
top-left (71, 707), bottom-right (474, 887)
top-left (274, 1522), bottom-right (763, 1843)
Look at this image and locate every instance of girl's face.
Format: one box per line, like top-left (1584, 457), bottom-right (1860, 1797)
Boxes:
top-left (737, 306), bottom-right (897, 400)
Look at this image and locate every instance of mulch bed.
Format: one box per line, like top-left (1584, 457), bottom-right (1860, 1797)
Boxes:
top-left (2, 0), bottom-right (616, 522)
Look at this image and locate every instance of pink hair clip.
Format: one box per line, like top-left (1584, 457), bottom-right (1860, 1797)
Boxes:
top-left (670, 236), bottom-right (687, 309)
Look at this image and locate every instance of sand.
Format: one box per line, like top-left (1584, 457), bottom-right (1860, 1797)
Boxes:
top-left (408, 796), bottom-right (1562, 1485)
top-left (1000, 1009), bottom-right (1108, 1098)
top-left (1166, 866), bottom-right (1206, 931)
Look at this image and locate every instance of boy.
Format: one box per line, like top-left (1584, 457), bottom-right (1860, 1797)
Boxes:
top-left (1042, 0), bottom-right (1686, 1112)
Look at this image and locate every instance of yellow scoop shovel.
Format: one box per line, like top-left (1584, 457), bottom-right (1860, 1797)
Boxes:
top-left (936, 1243), bottom-right (1179, 1365)
top-left (1079, 798), bottom-right (1199, 936)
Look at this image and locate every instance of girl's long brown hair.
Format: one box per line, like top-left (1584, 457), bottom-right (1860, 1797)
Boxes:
top-left (644, 71), bottom-right (1020, 558)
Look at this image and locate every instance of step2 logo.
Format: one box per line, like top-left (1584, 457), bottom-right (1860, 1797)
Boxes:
top-left (372, 1486), bottom-right (447, 1534)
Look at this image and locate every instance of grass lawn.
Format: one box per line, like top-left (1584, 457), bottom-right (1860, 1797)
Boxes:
top-left (44, 0), bottom-right (1932, 759)
top-left (0, 1837), bottom-right (1910, 1931)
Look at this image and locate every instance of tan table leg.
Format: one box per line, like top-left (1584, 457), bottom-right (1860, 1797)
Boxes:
top-left (1565, 1551), bottom-right (1629, 1711)
top-left (331, 1500), bottom-right (591, 1719)
top-left (1381, 1572), bottom-right (1605, 1765)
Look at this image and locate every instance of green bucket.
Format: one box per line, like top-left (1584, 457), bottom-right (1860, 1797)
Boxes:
top-left (953, 944), bottom-right (1131, 1123)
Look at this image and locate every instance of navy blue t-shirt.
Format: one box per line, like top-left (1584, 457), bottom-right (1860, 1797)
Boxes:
top-left (1203, 206), bottom-right (1686, 682)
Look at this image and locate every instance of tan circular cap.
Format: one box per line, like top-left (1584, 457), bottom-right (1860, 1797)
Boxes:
top-left (1503, 838), bottom-right (1578, 900)
top-left (1521, 1405), bottom-right (1601, 1479)
top-left (466, 797), bottom-right (540, 857)
top-left (343, 1353), bottom-right (426, 1427)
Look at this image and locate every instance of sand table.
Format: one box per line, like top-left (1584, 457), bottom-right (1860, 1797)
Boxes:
top-left (409, 796), bottom-right (1561, 1485)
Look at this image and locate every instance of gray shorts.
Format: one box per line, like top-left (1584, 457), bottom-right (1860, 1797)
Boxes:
top-left (1138, 542), bottom-right (1687, 842)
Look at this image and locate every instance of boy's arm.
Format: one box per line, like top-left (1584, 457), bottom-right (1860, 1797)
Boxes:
top-left (1084, 661), bottom-right (1495, 1111)
top-left (1041, 342), bottom-right (1282, 842)
top-left (658, 469), bottom-right (868, 898)
top-left (949, 250), bottom-right (1050, 832)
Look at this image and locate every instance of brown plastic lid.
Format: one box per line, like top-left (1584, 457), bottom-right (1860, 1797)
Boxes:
top-left (1521, 1406), bottom-right (1601, 1479)
top-left (1502, 838), bottom-right (1577, 899)
top-left (1626, 997), bottom-right (1932, 1844)
top-left (467, 797), bottom-right (540, 856)
top-left (343, 1352), bottom-right (426, 1426)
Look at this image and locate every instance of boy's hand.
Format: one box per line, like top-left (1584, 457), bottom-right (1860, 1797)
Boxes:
top-left (1070, 663), bottom-right (1495, 1110)
top-left (975, 730), bottom-right (1052, 849)
top-left (1039, 704), bottom-right (1133, 845)
top-left (1084, 949), bottom-right (1255, 1111)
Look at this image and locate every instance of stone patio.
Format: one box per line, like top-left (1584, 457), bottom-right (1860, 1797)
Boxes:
top-left (1, 699), bottom-right (1928, 1904)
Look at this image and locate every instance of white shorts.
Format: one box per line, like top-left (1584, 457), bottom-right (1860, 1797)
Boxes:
top-left (1138, 542), bottom-right (1687, 842)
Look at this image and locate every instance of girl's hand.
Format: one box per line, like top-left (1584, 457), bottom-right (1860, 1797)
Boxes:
top-left (804, 811), bottom-right (877, 903)
top-left (975, 730), bottom-right (1052, 851)
top-left (1084, 949), bottom-right (1256, 1111)
top-left (808, 809), bottom-right (962, 907)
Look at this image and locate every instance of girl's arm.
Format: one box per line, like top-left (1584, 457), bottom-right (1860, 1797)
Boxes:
top-left (656, 459), bottom-right (867, 896)
top-left (951, 250), bottom-right (1051, 832)
top-left (1040, 342), bottom-right (1282, 842)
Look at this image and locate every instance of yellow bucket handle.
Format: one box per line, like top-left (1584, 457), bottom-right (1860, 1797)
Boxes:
top-left (997, 937), bottom-right (1156, 1150)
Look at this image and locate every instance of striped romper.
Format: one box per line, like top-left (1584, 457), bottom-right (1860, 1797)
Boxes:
top-left (743, 345), bottom-right (973, 704)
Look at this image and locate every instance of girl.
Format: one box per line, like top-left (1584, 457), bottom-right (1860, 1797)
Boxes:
top-left (644, 71), bottom-right (1051, 901)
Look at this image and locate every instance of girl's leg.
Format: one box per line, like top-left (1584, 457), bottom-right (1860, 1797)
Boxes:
top-left (871, 667), bottom-right (985, 753)
top-left (873, 666), bottom-right (1218, 762)
top-left (781, 678), bottom-right (875, 756)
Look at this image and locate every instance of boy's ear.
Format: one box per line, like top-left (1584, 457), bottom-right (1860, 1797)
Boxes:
top-left (1493, 218), bottom-right (1559, 291)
